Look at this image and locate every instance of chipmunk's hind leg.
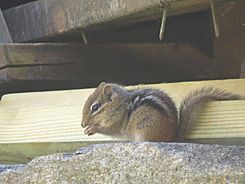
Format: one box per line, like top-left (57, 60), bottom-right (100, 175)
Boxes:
top-left (134, 118), bottom-right (176, 142)
top-left (129, 105), bottom-right (177, 142)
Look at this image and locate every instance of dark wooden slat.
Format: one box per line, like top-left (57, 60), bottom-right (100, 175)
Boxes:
top-left (241, 61), bottom-right (245, 78)
top-left (3, 0), bottom-right (225, 42)
top-left (0, 43), bottom-right (216, 93)
top-left (214, 0), bottom-right (245, 78)
top-left (0, 0), bottom-right (37, 10)
top-left (0, 43), bottom-right (214, 71)
top-left (48, 10), bottom-right (212, 57)
top-left (0, 9), bottom-right (12, 43)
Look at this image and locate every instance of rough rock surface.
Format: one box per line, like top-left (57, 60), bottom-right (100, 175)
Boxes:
top-left (0, 164), bottom-right (25, 173)
top-left (0, 143), bottom-right (245, 184)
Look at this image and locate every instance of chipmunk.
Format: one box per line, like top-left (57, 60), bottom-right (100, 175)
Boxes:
top-left (81, 82), bottom-right (240, 142)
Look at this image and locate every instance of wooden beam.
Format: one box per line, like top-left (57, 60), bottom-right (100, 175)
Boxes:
top-left (0, 43), bottom-right (216, 93)
top-left (0, 43), bottom-right (213, 68)
top-left (0, 0), bottom-right (37, 10)
top-left (3, 0), bottom-right (226, 42)
top-left (214, 0), bottom-right (245, 78)
top-left (0, 9), bottom-right (12, 43)
top-left (241, 60), bottom-right (245, 78)
top-left (0, 78), bottom-right (245, 163)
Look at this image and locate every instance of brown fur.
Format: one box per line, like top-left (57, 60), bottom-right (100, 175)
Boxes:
top-left (126, 105), bottom-right (177, 141)
top-left (177, 87), bottom-right (240, 141)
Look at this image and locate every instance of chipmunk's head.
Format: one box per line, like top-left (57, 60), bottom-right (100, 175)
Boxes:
top-left (82, 82), bottom-right (129, 131)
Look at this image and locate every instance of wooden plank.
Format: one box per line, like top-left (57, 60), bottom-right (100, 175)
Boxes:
top-left (0, 43), bottom-right (216, 93)
top-left (0, 43), bottom-right (83, 68)
top-left (0, 78), bottom-right (245, 163)
top-left (0, 9), bottom-right (12, 43)
top-left (85, 11), bottom-right (213, 56)
top-left (241, 60), bottom-right (245, 78)
top-left (214, 0), bottom-right (245, 78)
top-left (3, 0), bottom-right (226, 42)
top-left (0, 43), bottom-right (213, 68)
top-left (2, 78), bottom-right (245, 109)
top-left (0, 101), bottom-right (244, 142)
top-left (0, 0), bottom-right (37, 10)
top-left (189, 100), bottom-right (245, 138)
top-left (240, 0), bottom-right (245, 61)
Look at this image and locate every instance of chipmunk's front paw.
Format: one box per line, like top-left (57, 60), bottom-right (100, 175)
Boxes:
top-left (84, 126), bottom-right (97, 136)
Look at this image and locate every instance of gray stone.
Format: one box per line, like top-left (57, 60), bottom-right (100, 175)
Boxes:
top-left (0, 164), bottom-right (25, 173)
top-left (0, 143), bottom-right (245, 184)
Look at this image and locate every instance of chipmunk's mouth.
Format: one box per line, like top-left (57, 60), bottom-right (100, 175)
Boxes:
top-left (81, 121), bottom-right (99, 128)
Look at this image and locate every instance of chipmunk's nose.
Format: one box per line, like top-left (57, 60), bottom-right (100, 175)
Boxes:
top-left (81, 122), bottom-right (86, 128)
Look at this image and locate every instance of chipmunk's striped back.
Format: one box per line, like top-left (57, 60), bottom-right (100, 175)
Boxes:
top-left (128, 88), bottom-right (178, 120)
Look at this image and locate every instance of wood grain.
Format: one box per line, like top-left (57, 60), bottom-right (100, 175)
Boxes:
top-left (214, 0), bottom-right (245, 78)
top-left (0, 43), bottom-right (216, 91)
top-left (0, 78), bottom-right (245, 163)
top-left (0, 9), bottom-right (12, 43)
top-left (3, 0), bottom-right (225, 42)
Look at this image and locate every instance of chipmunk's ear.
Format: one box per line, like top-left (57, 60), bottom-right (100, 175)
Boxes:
top-left (99, 82), bottom-right (106, 88)
top-left (102, 84), bottom-right (113, 101)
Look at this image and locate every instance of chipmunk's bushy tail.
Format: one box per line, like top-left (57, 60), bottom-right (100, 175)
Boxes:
top-left (177, 87), bottom-right (240, 141)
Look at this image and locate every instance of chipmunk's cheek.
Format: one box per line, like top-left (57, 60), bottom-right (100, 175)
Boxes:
top-left (101, 119), bottom-right (109, 127)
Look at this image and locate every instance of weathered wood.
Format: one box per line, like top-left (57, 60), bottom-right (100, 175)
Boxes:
top-left (214, 0), bottom-right (245, 78)
top-left (0, 43), bottom-right (216, 94)
top-left (241, 1), bottom-right (245, 61)
top-left (241, 60), bottom-right (245, 78)
top-left (0, 78), bottom-right (245, 163)
top-left (0, 9), bottom-right (12, 43)
top-left (0, 43), bottom-right (214, 68)
top-left (0, 0), bottom-right (36, 10)
top-left (3, 0), bottom-right (226, 42)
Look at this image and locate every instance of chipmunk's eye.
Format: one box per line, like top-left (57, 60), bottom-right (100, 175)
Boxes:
top-left (90, 102), bottom-right (101, 113)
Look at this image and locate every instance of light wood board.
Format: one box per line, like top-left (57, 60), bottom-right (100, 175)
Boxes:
top-left (0, 78), bottom-right (245, 163)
